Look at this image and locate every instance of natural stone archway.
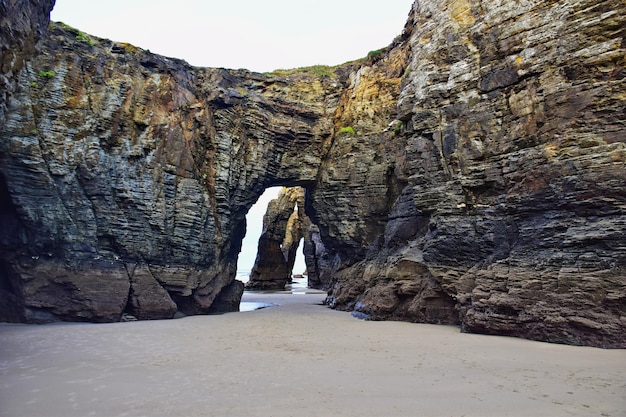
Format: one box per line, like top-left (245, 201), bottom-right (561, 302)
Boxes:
top-left (246, 187), bottom-right (303, 290)
top-left (245, 186), bottom-right (322, 290)
top-left (0, 16), bottom-right (361, 321)
top-left (1, 0), bottom-right (625, 347)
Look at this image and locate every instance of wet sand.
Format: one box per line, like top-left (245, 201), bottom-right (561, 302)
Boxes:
top-left (1, 291), bottom-right (624, 417)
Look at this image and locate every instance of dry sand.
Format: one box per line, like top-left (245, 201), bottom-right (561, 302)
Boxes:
top-left (1, 291), bottom-right (624, 417)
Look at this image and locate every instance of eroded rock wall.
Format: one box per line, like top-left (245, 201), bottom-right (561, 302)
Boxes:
top-left (0, 19), bottom-right (347, 321)
top-left (0, 0), bottom-right (56, 321)
top-left (1, 0), bottom-right (624, 347)
top-left (0, 0), bottom-right (55, 124)
top-left (325, 0), bottom-right (626, 348)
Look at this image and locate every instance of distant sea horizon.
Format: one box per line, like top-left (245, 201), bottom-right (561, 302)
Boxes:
top-left (235, 270), bottom-right (309, 286)
top-left (236, 270), bottom-right (251, 284)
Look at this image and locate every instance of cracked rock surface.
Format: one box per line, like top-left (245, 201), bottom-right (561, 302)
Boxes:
top-left (1, 0), bottom-right (624, 347)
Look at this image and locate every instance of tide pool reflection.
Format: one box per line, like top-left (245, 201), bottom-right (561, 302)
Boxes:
top-left (239, 301), bottom-right (276, 312)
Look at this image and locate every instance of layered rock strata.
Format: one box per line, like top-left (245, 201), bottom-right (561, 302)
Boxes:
top-left (325, 0), bottom-right (626, 348)
top-left (1, 0), bottom-right (624, 347)
top-left (0, 17), bottom-right (350, 321)
top-left (0, 0), bottom-right (55, 125)
top-left (0, 0), bottom-right (56, 322)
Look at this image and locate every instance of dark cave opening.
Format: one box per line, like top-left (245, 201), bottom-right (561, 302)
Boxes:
top-left (0, 173), bottom-right (24, 292)
top-left (0, 173), bottom-right (25, 320)
top-left (0, 172), bottom-right (24, 254)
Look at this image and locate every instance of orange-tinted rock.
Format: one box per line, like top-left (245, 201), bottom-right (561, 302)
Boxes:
top-left (1, 0), bottom-right (624, 348)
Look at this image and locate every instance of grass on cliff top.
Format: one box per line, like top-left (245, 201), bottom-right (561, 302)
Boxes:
top-left (50, 21), bottom-right (95, 46)
top-left (269, 65), bottom-right (336, 78)
top-left (268, 48), bottom-right (388, 78)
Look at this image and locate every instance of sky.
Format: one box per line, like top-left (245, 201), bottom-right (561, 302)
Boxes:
top-left (50, 0), bottom-right (414, 277)
top-left (50, 0), bottom-right (414, 73)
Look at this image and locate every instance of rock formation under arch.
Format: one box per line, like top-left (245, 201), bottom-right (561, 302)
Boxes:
top-left (246, 187), bottom-right (307, 290)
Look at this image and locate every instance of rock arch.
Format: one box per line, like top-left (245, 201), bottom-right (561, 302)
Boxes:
top-left (0, 17), bottom-right (406, 322)
top-left (245, 187), bottom-right (307, 290)
top-left (1, 0), bottom-right (625, 347)
top-left (245, 186), bottom-right (327, 291)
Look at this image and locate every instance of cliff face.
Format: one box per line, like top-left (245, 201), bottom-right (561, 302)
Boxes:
top-left (326, 0), bottom-right (626, 347)
top-left (0, 0), bottom-right (56, 321)
top-left (1, 0), bottom-right (624, 347)
top-left (0, 0), bottom-right (55, 124)
top-left (0, 17), bottom-right (347, 321)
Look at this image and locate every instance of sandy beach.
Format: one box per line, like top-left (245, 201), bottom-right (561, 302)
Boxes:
top-left (1, 290), bottom-right (624, 417)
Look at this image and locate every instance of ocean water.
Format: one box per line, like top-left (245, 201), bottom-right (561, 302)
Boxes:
top-left (236, 271), bottom-right (316, 312)
top-left (236, 271), bottom-right (251, 284)
top-left (235, 271), bottom-right (313, 294)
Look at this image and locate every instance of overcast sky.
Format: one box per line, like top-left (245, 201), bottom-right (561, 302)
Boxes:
top-left (50, 0), bottom-right (414, 72)
top-left (50, 0), bottom-right (414, 275)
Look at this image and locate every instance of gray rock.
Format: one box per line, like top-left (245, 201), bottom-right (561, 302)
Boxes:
top-left (1, 0), bottom-right (624, 348)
